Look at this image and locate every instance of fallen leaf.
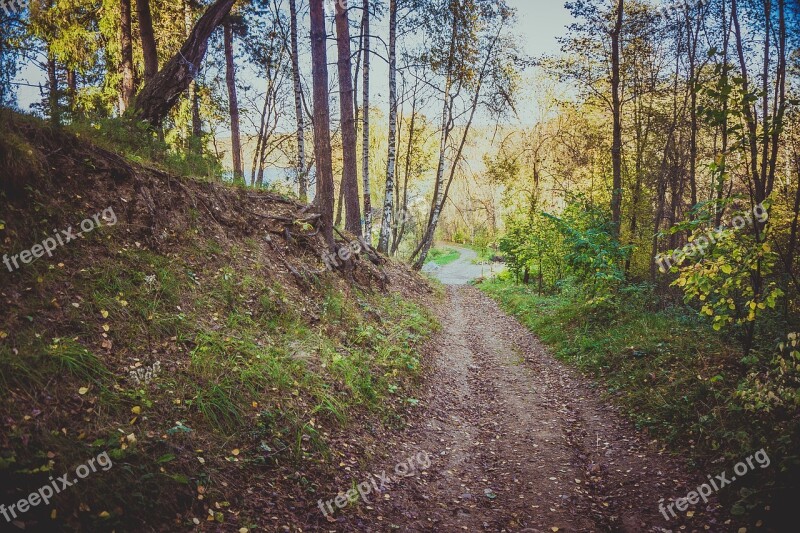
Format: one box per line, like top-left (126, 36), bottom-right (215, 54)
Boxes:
top-left (78, 387), bottom-right (89, 395)
top-left (102, 324), bottom-right (110, 332)
top-left (100, 310), bottom-right (109, 318)
top-left (131, 406), bottom-right (141, 415)
top-left (232, 449), bottom-right (240, 456)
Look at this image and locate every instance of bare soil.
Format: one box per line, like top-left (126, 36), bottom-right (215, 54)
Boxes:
top-left (334, 286), bottom-right (724, 532)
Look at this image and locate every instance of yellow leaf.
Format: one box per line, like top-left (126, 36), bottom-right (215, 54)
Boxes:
top-left (102, 324), bottom-right (110, 332)
top-left (551, 528), bottom-right (560, 532)
top-left (100, 310), bottom-right (109, 318)
top-left (232, 449), bottom-right (240, 456)
top-left (99, 511), bottom-right (110, 519)
top-left (51, 509), bottom-right (57, 520)
top-left (78, 387), bottom-right (89, 395)
top-left (687, 511), bottom-right (695, 517)
top-left (0, 331), bottom-right (7, 339)
top-left (131, 406), bottom-right (141, 415)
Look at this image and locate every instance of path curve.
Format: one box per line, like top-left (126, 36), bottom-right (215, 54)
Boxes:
top-left (422, 245), bottom-right (503, 285)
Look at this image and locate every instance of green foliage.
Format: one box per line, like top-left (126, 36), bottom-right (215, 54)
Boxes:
top-left (662, 200), bottom-right (783, 354)
top-left (68, 117), bottom-right (223, 180)
top-left (500, 198), bottom-right (630, 299)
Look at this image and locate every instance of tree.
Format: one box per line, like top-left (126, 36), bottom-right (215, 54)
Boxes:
top-left (288, 0), bottom-right (308, 201)
top-left (119, 0), bottom-right (135, 114)
top-left (310, 0), bottom-right (335, 249)
top-left (134, 0), bottom-right (237, 125)
top-left (610, 0), bottom-right (623, 235)
top-left (335, 0), bottom-right (362, 236)
top-left (378, 0), bottom-right (397, 253)
top-left (223, 17), bottom-right (243, 182)
top-left (136, 0), bottom-right (158, 82)
top-left (361, 0), bottom-right (372, 240)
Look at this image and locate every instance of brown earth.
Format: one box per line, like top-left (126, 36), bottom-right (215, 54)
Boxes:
top-left (329, 286), bottom-right (726, 532)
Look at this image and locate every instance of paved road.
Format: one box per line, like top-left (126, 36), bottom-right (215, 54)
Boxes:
top-left (421, 245), bottom-right (504, 285)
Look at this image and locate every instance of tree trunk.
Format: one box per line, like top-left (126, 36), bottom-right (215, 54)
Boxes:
top-left (361, 0), bottom-right (372, 242)
top-left (134, 0), bottom-right (236, 125)
top-left (310, 0), bottom-right (335, 249)
top-left (224, 19), bottom-right (244, 183)
top-left (119, 0), bottom-right (135, 115)
top-left (335, 0), bottom-right (362, 236)
top-left (136, 0), bottom-right (158, 82)
top-left (66, 69), bottom-right (77, 111)
top-left (289, 0), bottom-right (308, 202)
top-left (47, 51), bottom-right (59, 125)
top-left (610, 0), bottom-right (623, 235)
top-left (378, 0), bottom-right (397, 253)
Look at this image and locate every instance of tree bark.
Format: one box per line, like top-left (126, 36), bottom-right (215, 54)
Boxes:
top-left (134, 0), bottom-right (236, 125)
top-left (361, 0), bottom-right (372, 242)
top-left (335, 0), bottom-right (362, 236)
top-left (224, 19), bottom-right (244, 182)
top-left (119, 0), bottom-right (135, 115)
top-left (378, 0), bottom-right (397, 253)
top-left (136, 0), bottom-right (158, 82)
top-left (610, 0), bottom-right (623, 236)
top-left (47, 51), bottom-right (59, 125)
top-left (310, 0), bottom-right (335, 249)
top-left (289, 0), bottom-right (308, 202)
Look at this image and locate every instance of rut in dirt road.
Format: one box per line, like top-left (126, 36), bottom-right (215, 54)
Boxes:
top-left (342, 286), bottom-right (721, 532)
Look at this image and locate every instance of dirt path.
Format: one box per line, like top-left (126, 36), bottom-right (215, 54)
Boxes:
top-left (336, 286), bottom-right (721, 532)
top-left (421, 245), bottom-right (504, 285)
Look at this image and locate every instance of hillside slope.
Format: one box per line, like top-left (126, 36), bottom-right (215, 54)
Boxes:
top-left (0, 113), bottom-right (438, 531)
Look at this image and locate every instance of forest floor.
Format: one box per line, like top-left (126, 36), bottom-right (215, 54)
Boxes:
top-left (331, 272), bottom-right (726, 531)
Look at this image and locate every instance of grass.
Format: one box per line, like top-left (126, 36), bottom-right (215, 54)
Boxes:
top-left (0, 234), bottom-right (438, 529)
top-left (426, 247), bottom-right (461, 266)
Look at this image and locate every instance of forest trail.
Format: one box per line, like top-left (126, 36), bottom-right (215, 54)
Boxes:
top-left (422, 245), bottom-right (503, 285)
top-left (339, 286), bottom-right (720, 532)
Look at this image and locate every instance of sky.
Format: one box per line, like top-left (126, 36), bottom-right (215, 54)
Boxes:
top-left (13, 0), bottom-right (574, 112)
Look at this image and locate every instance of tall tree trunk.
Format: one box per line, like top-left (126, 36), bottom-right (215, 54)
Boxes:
top-left (119, 0), bottom-right (135, 115)
top-left (335, 0), bottom-right (362, 236)
top-left (392, 81), bottom-right (419, 256)
top-left (409, 13), bottom-right (458, 266)
top-left (134, 0), bottom-right (236, 125)
top-left (224, 19), bottom-right (244, 183)
top-left (47, 51), bottom-right (59, 125)
top-left (378, 0), bottom-right (397, 253)
top-left (610, 0), bottom-right (624, 235)
top-left (66, 69), bottom-right (77, 112)
top-left (289, 0), bottom-right (308, 202)
top-left (361, 0), bottom-right (372, 242)
top-left (310, 0), bottom-right (335, 249)
top-left (412, 25), bottom-right (502, 270)
top-left (136, 0), bottom-right (158, 82)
